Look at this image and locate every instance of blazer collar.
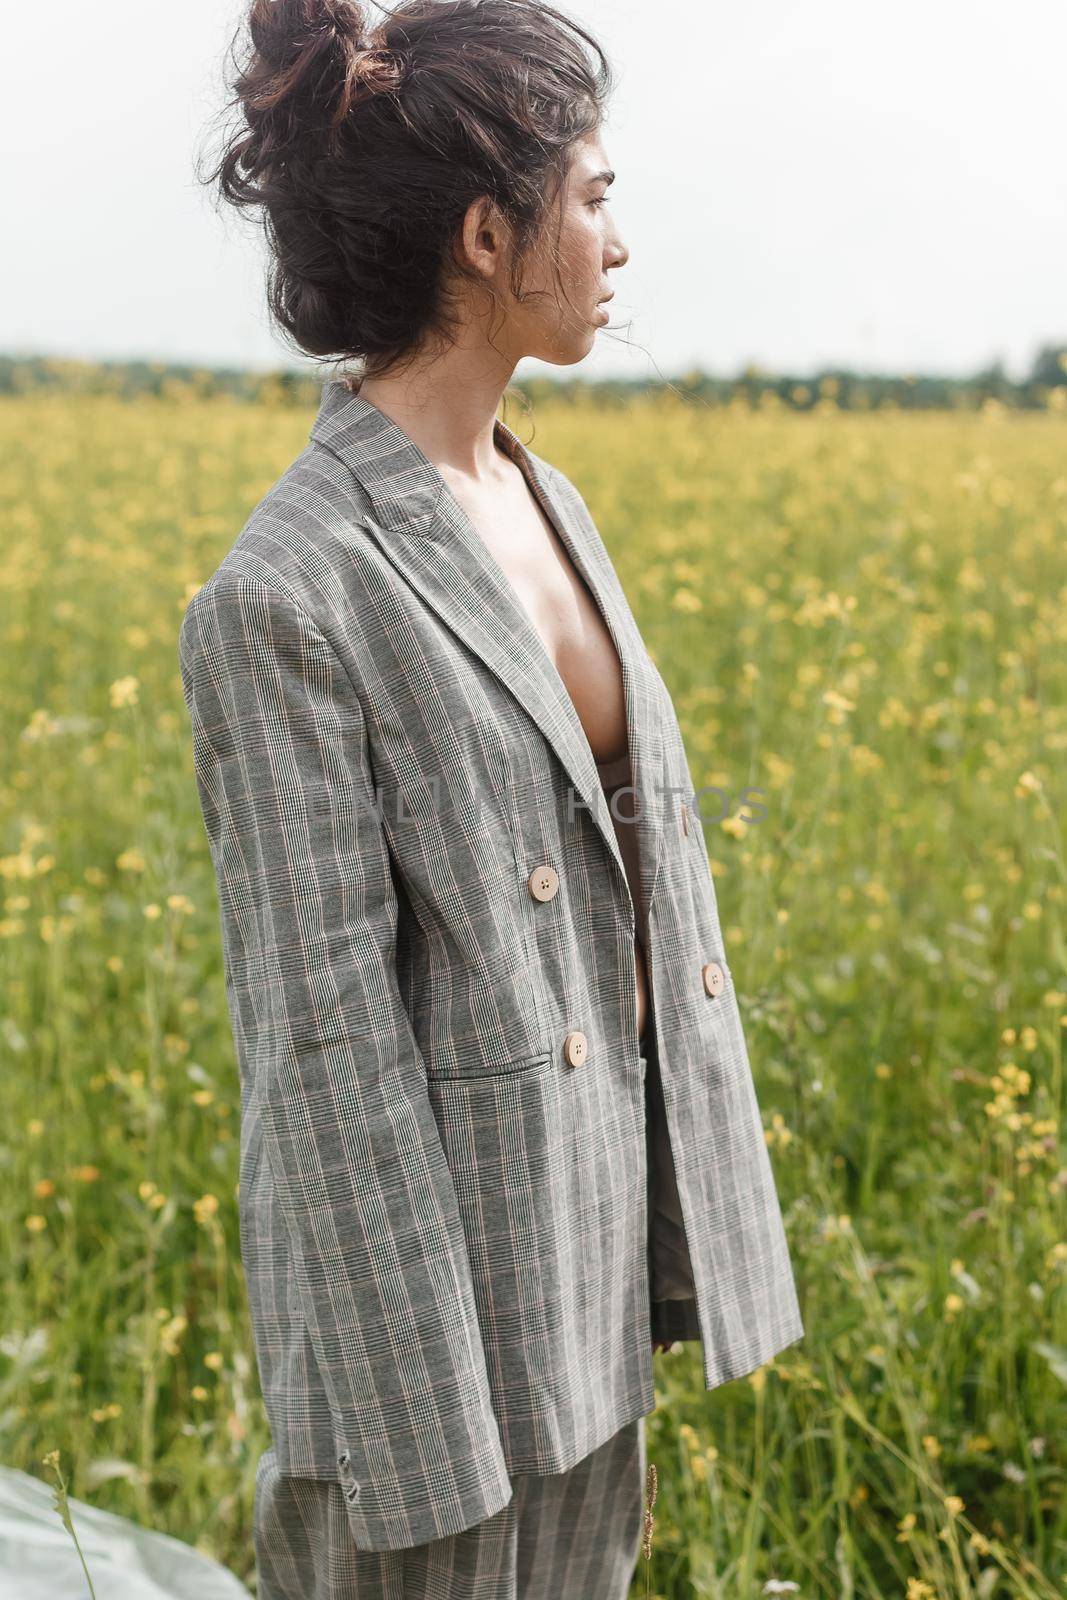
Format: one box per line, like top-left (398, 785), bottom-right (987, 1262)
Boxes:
top-left (308, 378), bottom-right (665, 933)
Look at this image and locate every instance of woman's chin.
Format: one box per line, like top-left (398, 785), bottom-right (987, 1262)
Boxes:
top-left (529, 328), bottom-right (601, 367)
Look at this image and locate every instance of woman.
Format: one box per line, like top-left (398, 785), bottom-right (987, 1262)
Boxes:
top-left (181, 0), bottom-right (804, 1594)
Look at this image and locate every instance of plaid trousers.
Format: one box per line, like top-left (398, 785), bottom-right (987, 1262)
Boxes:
top-left (253, 1412), bottom-right (646, 1599)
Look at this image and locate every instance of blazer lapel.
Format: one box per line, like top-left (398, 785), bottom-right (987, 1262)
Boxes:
top-left (308, 380), bottom-right (665, 934)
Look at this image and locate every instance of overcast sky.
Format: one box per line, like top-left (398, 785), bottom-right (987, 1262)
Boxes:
top-left (3, 0), bottom-right (1064, 380)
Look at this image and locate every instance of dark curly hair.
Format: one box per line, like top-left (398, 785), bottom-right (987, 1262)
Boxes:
top-left (198, 0), bottom-right (614, 380)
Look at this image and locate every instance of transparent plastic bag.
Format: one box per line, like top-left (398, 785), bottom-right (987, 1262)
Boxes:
top-left (0, 1467), bottom-right (251, 1599)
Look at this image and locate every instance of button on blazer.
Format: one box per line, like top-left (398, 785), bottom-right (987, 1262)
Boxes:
top-left (178, 379), bottom-right (804, 1553)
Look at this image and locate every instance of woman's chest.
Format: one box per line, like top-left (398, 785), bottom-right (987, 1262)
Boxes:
top-left (446, 469), bottom-right (629, 766)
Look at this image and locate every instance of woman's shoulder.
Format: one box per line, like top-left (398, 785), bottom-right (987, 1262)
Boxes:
top-left (185, 438), bottom-right (390, 635)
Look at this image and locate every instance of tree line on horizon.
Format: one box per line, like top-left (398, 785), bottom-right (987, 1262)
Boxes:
top-left (1, 345), bottom-right (1065, 411)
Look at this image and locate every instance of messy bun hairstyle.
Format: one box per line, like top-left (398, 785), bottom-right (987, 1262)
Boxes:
top-left (200, 0), bottom-right (613, 378)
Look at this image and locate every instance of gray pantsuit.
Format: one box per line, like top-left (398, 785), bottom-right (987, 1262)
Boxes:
top-left (178, 379), bottom-right (804, 1568)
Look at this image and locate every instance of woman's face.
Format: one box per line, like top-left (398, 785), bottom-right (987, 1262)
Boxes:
top-left (491, 131), bottom-right (630, 367)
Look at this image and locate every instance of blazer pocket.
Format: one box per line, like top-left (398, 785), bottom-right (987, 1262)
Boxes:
top-left (425, 1049), bottom-right (553, 1084)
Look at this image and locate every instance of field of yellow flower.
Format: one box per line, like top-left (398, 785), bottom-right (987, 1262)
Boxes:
top-left (2, 388), bottom-right (1065, 1596)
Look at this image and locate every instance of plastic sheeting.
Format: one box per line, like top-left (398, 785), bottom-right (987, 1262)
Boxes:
top-left (0, 1466), bottom-right (251, 1599)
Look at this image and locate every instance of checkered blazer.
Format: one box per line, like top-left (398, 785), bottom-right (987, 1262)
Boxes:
top-left (178, 379), bottom-right (804, 1553)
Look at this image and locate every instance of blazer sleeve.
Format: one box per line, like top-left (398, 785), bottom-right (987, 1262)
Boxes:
top-left (178, 573), bottom-right (512, 1552)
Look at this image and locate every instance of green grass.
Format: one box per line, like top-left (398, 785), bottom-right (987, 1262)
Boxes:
top-left (1, 391), bottom-right (1065, 1596)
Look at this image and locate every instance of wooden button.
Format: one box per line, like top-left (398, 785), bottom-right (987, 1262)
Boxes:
top-left (563, 1030), bottom-right (588, 1067)
top-left (702, 961), bottom-right (725, 998)
top-left (527, 864), bottom-right (560, 902)
top-left (681, 802), bottom-right (690, 836)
